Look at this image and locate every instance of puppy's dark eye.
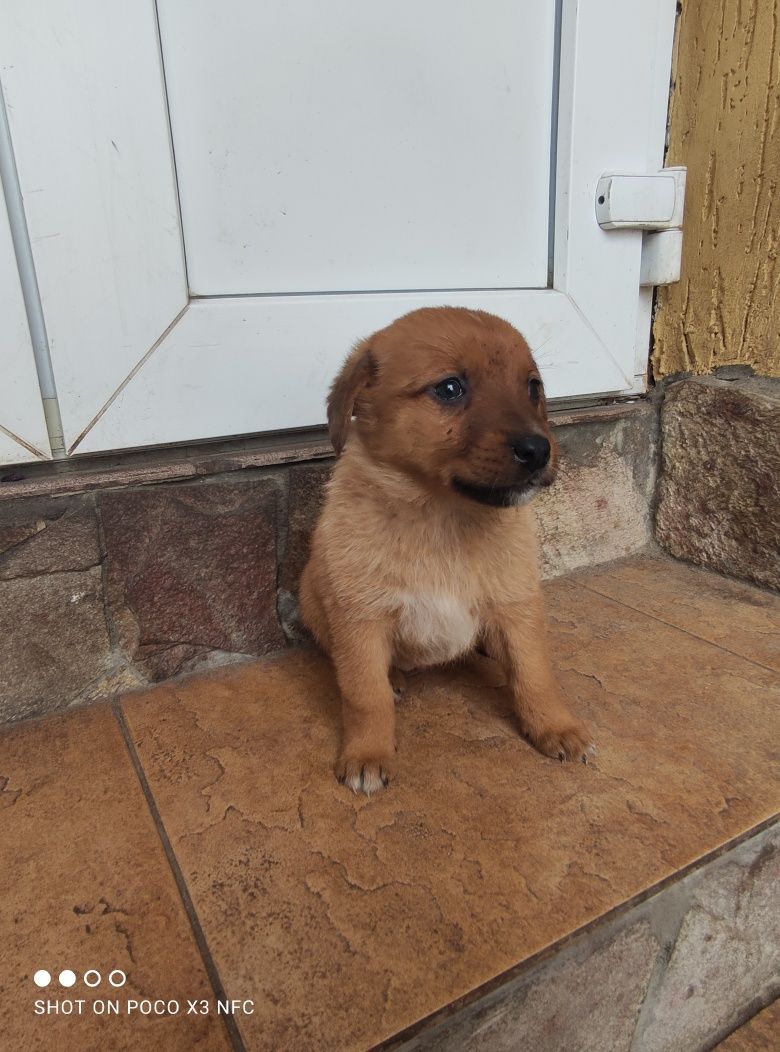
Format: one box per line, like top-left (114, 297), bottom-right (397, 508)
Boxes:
top-left (433, 377), bottom-right (466, 402)
top-left (528, 378), bottom-right (542, 405)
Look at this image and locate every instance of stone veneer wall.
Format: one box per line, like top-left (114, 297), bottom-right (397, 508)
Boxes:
top-left (0, 404), bottom-right (657, 724)
top-left (655, 377), bottom-right (779, 590)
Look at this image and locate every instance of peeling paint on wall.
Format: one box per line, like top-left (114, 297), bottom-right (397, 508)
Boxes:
top-left (653, 0), bottom-right (780, 378)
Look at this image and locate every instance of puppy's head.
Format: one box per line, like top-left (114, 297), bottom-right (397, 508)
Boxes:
top-left (327, 307), bottom-right (558, 508)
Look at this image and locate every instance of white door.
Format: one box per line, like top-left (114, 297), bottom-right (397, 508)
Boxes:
top-left (0, 0), bottom-right (676, 458)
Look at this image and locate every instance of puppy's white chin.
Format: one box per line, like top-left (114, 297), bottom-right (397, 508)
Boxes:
top-left (507, 488), bottom-right (532, 509)
top-left (509, 485), bottom-right (541, 507)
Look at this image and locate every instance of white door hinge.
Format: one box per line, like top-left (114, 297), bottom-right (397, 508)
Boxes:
top-left (595, 167), bottom-right (687, 285)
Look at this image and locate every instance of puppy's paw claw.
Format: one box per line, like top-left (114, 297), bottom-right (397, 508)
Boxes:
top-left (536, 724), bottom-right (595, 765)
top-left (336, 757), bottom-right (393, 796)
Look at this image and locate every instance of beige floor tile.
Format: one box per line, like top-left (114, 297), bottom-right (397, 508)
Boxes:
top-left (574, 551), bottom-right (780, 671)
top-left (0, 705), bottom-right (230, 1051)
top-left (122, 575), bottom-right (780, 1051)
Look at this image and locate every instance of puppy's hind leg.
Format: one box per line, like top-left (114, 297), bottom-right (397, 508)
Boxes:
top-left (298, 560), bottom-right (332, 652)
top-left (461, 646), bottom-right (508, 688)
top-left (389, 667), bottom-right (407, 699)
top-left (331, 618), bottom-right (397, 795)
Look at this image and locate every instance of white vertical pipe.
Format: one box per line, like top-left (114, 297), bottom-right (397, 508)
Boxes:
top-left (0, 81), bottom-right (66, 457)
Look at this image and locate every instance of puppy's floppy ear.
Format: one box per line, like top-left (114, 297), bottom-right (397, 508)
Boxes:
top-left (327, 339), bottom-right (377, 455)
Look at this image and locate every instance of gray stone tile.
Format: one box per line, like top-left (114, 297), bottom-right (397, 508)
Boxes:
top-left (637, 828), bottom-right (780, 1052)
top-left (409, 923), bottom-right (659, 1052)
top-left (0, 567), bottom-right (112, 722)
top-left (99, 479), bottom-right (285, 679)
top-left (0, 494), bottom-right (99, 579)
top-left (656, 377), bottom-right (780, 589)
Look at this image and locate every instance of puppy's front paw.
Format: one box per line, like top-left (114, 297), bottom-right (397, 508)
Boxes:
top-left (533, 722), bottom-right (596, 764)
top-left (336, 754), bottom-right (394, 795)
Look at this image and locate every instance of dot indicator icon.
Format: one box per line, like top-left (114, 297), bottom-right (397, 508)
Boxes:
top-left (33, 970), bottom-right (51, 988)
top-left (83, 969), bottom-right (101, 988)
top-left (108, 969), bottom-right (127, 988)
top-left (59, 969), bottom-right (77, 988)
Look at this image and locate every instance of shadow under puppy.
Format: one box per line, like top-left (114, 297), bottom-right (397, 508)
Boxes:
top-left (300, 306), bottom-right (594, 794)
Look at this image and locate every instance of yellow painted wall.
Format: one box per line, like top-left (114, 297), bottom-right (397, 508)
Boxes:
top-left (652, 0), bottom-right (780, 378)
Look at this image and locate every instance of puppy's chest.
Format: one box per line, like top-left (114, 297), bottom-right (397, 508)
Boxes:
top-left (393, 590), bottom-right (479, 668)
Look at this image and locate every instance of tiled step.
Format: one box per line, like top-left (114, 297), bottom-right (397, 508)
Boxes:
top-left (0, 553), bottom-right (777, 1052)
top-left (0, 705), bottom-right (229, 1051)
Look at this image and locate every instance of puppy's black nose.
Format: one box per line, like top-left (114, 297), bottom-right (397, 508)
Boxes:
top-left (512, 434), bottom-right (550, 472)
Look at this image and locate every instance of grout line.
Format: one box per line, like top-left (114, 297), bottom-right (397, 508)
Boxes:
top-left (568, 577), bottom-right (779, 676)
top-left (112, 700), bottom-right (247, 1052)
top-left (93, 494), bottom-right (119, 650)
top-left (627, 881), bottom-right (691, 1052)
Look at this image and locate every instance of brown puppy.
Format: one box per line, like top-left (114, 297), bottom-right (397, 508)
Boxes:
top-left (300, 306), bottom-right (594, 794)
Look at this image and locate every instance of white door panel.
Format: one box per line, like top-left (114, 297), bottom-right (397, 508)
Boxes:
top-left (0, 0), bottom-right (188, 449)
top-left (158, 0), bottom-right (555, 295)
top-left (0, 0), bottom-right (677, 459)
top-left (0, 178), bottom-right (49, 463)
top-left (77, 289), bottom-right (622, 455)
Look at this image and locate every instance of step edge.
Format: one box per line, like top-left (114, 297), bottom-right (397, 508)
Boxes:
top-left (374, 812), bottom-right (780, 1051)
